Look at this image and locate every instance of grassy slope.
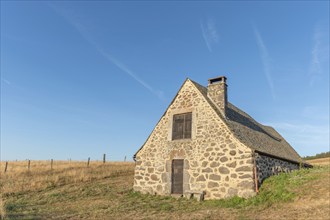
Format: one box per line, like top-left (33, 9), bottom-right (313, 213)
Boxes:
top-left (306, 157), bottom-right (330, 166)
top-left (303, 152), bottom-right (330, 160)
top-left (1, 161), bottom-right (330, 220)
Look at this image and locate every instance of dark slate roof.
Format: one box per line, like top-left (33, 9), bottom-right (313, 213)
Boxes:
top-left (190, 79), bottom-right (303, 163)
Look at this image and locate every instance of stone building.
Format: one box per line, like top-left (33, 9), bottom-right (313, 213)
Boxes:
top-left (133, 76), bottom-right (308, 200)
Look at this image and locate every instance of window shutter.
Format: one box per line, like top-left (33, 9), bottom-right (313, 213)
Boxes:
top-left (184, 113), bottom-right (192, 139)
top-left (172, 114), bottom-right (184, 140)
top-left (172, 112), bottom-right (192, 140)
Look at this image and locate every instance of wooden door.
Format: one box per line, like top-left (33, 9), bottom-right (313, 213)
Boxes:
top-left (171, 159), bottom-right (184, 194)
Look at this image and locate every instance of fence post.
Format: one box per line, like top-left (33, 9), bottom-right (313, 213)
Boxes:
top-left (103, 154), bottom-right (106, 164)
top-left (87, 157), bottom-right (90, 167)
top-left (28, 160), bottom-right (31, 171)
top-left (51, 159), bottom-right (53, 170)
top-left (4, 161), bottom-right (8, 173)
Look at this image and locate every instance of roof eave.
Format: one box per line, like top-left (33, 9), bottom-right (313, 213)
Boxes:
top-left (254, 150), bottom-right (305, 165)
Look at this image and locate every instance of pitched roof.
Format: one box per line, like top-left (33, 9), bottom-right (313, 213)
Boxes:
top-left (190, 79), bottom-right (303, 163)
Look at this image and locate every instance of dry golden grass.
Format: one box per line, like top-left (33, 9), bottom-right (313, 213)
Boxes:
top-left (0, 160), bottom-right (134, 195)
top-left (1, 160), bottom-right (329, 219)
top-left (1, 160), bottom-right (134, 219)
top-left (0, 196), bottom-right (5, 220)
top-left (306, 157), bottom-right (330, 166)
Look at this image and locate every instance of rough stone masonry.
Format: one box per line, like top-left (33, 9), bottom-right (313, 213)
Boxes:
top-left (133, 76), bottom-right (305, 200)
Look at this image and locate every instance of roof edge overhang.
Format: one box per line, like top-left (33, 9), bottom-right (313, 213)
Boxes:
top-left (254, 150), bottom-right (312, 167)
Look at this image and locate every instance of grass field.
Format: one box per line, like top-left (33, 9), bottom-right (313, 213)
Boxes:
top-left (307, 157), bottom-right (330, 166)
top-left (1, 158), bottom-right (329, 219)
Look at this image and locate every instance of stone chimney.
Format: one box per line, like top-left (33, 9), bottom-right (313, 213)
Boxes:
top-left (207, 76), bottom-right (227, 117)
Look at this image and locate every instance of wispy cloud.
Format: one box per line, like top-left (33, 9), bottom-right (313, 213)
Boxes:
top-left (268, 122), bottom-right (329, 136)
top-left (49, 4), bottom-right (164, 100)
top-left (2, 78), bottom-right (11, 85)
top-left (301, 105), bottom-right (329, 121)
top-left (309, 22), bottom-right (329, 87)
top-left (310, 28), bottom-right (322, 77)
top-left (96, 49), bottom-right (165, 99)
top-left (253, 25), bottom-right (275, 100)
top-left (265, 121), bottom-right (329, 156)
top-left (200, 18), bottom-right (219, 52)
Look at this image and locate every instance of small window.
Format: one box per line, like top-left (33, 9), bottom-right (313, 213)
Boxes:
top-left (172, 112), bottom-right (192, 140)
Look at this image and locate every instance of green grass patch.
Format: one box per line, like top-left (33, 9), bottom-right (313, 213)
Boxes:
top-left (204, 166), bottom-right (324, 209)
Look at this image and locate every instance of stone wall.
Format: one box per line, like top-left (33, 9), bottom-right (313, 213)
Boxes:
top-left (134, 80), bottom-right (256, 199)
top-left (255, 153), bottom-right (299, 185)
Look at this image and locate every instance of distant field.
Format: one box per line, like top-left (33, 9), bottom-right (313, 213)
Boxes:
top-left (1, 160), bottom-right (329, 219)
top-left (0, 160), bottom-right (134, 195)
top-left (306, 157), bottom-right (330, 166)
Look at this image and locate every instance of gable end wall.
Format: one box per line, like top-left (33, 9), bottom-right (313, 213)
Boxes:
top-left (133, 80), bottom-right (256, 199)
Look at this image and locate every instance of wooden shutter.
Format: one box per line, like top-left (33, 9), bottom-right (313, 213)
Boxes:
top-left (171, 159), bottom-right (184, 194)
top-left (172, 114), bottom-right (184, 140)
top-left (172, 113), bottom-right (192, 140)
top-left (184, 113), bottom-right (192, 139)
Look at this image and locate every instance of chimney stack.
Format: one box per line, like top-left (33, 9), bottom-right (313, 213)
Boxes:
top-left (207, 76), bottom-right (228, 117)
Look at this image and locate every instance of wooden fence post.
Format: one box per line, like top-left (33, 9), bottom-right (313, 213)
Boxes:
top-left (4, 161), bottom-right (8, 173)
top-left (87, 157), bottom-right (90, 167)
top-left (51, 159), bottom-right (53, 170)
top-left (103, 154), bottom-right (106, 164)
top-left (28, 160), bottom-right (31, 171)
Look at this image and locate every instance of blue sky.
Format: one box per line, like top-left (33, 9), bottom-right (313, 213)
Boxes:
top-left (1, 1), bottom-right (329, 161)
